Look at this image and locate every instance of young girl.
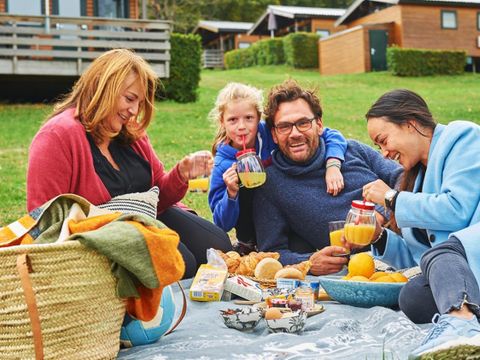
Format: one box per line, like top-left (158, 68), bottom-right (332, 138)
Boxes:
top-left (208, 82), bottom-right (347, 254)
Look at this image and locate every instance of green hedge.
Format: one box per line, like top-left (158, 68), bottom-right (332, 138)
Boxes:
top-left (387, 47), bottom-right (466, 76)
top-left (283, 32), bottom-right (319, 68)
top-left (224, 47), bottom-right (255, 69)
top-left (253, 38), bottom-right (284, 66)
top-left (160, 33), bottom-right (202, 103)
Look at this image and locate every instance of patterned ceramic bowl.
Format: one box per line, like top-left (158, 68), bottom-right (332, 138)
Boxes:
top-left (319, 276), bottom-right (405, 308)
top-left (220, 308), bottom-right (262, 331)
top-left (265, 311), bottom-right (307, 334)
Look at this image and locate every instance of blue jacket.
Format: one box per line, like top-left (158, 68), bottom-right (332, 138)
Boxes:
top-left (253, 139), bottom-right (402, 265)
top-left (208, 122), bottom-right (347, 240)
top-left (372, 121), bottom-right (480, 273)
top-left (450, 222), bottom-right (480, 286)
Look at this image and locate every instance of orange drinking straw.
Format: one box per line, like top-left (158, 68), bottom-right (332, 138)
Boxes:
top-left (242, 135), bottom-right (246, 151)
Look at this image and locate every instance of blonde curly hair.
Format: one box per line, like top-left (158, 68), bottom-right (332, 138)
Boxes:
top-left (210, 82), bottom-right (263, 155)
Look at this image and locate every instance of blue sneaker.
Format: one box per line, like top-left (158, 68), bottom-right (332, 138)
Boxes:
top-left (409, 314), bottom-right (480, 359)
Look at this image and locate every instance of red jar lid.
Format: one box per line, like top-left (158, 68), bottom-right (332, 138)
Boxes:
top-left (235, 148), bottom-right (256, 158)
top-left (351, 200), bottom-right (375, 210)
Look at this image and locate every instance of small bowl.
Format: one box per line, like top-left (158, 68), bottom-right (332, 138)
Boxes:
top-left (220, 308), bottom-right (262, 331)
top-left (265, 311), bottom-right (307, 334)
top-left (319, 276), bottom-right (405, 308)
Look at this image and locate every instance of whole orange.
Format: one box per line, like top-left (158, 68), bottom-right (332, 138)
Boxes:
top-left (347, 253), bottom-right (375, 278)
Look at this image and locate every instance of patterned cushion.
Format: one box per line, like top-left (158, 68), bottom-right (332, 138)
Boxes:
top-left (98, 187), bottom-right (159, 219)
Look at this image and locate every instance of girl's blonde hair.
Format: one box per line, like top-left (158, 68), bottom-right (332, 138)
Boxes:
top-left (210, 82), bottom-right (263, 154)
top-left (49, 48), bottom-right (158, 144)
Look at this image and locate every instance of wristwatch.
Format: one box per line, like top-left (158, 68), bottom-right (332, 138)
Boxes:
top-left (384, 189), bottom-right (398, 211)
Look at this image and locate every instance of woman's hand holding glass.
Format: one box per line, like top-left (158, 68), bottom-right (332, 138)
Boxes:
top-left (179, 151), bottom-right (213, 192)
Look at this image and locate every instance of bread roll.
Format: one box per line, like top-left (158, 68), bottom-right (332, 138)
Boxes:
top-left (274, 267), bottom-right (304, 280)
top-left (254, 258), bottom-right (283, 280)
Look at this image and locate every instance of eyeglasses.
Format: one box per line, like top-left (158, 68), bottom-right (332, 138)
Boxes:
top-left (273, 117), bottom-right (316, 135)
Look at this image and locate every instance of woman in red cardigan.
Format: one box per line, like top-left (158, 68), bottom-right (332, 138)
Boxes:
top-left (27, 48), bottom-right (232, 278)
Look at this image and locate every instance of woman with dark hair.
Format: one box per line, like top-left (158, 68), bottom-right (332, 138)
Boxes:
top-left (360, 89), bottom-right (480, 359)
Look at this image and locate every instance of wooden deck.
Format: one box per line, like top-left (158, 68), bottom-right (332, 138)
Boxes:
top-left (0, 13), bottom-right (172, 78)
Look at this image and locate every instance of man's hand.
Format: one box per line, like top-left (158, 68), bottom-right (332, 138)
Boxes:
top-left (309, 246), bottom-right (348, 275)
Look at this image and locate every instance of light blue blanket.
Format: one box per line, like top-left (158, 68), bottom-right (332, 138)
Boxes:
top-left (118, 279), bottom-right (429, 360)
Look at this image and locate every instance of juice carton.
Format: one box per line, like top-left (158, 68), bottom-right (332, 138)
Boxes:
top-left (189, 264), bottom-right (228, 302)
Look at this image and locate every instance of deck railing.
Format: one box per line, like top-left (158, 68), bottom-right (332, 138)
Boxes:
top-left (0, 13), bottom-right (171, 78)
top-left (202, 49), bottom-right (224, 68)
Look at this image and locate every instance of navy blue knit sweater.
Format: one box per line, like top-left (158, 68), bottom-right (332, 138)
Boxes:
top-left (253, 139), bottom-right (402, 265)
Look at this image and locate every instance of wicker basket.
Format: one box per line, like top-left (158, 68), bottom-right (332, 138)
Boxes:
top-left (0, 241), bottom-right (126, 360)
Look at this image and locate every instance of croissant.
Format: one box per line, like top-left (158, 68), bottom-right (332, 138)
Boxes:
top-left (226, 251), bottom-right (241, 260)
top-left (285, 261), bottom-right (312, 277)
top-left (226, 257), bottom-right (240, 273)
top-left (235, 254), bottom-right (259, 276)
top-left (254, 251), bottom-right (280, 262)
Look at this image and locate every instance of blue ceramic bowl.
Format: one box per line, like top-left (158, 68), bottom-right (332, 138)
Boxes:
top-left (319, 276), bottom-right (405, 308)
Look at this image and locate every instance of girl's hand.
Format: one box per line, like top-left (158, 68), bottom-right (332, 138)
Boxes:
top-left (223, 163), bottom-right (240, 199)
top-left (178, 150), bottom-right (213, 183)
top-left (325, 159), bottom-right (344, 196)
top-left (363, 179), bottom-right (390, 206)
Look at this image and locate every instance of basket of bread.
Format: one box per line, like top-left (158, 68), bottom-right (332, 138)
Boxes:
top-left (216, 250), bottom-right (311, 288)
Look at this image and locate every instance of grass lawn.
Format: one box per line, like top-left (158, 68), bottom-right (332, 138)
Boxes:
top-left (0, 66), bottom-right (478, 226)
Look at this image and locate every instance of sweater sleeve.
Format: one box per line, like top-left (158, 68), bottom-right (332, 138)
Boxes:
top-left (208, 160), bottom-right (239, 231)
top-left (27, 128), bottom-right (74, 211)
top-left (133, 136), bottom-right (188, 213)
top-left (322, 127), bottom-right (347, 161)
top-left (371, 229), bottom-right (419, 269)
top-left (253, 188), bottom-right (311, 265)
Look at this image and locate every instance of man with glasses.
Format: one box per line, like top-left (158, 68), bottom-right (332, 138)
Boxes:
top-left (253, 79), bottom-right (402, 275)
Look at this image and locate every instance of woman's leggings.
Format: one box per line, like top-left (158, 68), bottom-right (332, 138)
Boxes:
top-left (158, 206), bottom-right (232, 279)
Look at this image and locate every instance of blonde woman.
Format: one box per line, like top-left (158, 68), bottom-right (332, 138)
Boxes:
top-left (27, 49), bottom-right (232, 278)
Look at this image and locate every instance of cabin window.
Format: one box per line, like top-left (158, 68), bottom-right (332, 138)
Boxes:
top-left (7, 0), bottom-right (41, 15)
top-left (441, 10), bottom-right (457, 29)
top-left (316, 29), bottom-right (330, 38)
top-left (477, 11), bottom-right (480, 30)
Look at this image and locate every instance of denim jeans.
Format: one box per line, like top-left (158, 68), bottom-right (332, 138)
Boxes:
top-left (399, 237), bottom-right (480, 324)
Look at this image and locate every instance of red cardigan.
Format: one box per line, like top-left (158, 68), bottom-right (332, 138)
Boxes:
top-left (27, 108), bottom-right (188, 212)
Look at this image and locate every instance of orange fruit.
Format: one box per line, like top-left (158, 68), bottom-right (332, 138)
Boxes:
top-left (342, 273), bottom-right (353, 280)
top-left (349, 275), bottom-right (370, 282)
top-left (372, 274), bottom-right (396, 283)
top-left (348, 253), bottom-right (375, 278)
top-left (389, 272), bottom-right (408, 283)
top-left (369, 271), bottom-right (388, 281)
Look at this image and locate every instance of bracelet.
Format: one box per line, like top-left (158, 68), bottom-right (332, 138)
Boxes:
top-left (371, 227), bottom-right (386, 245)
top-left (326, 162), bottom-right (341, 169)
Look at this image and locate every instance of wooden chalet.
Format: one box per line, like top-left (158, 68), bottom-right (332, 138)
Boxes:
top-left (0, 0), bottom-right (171, 101)
top-left (319, 0), bottom-right (480, 75)
top-left (193, 20), bottom-right (265, 68)
top-left (248, 5), bottom-right (347, 39)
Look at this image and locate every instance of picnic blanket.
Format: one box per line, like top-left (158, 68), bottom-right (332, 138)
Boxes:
top-left (118, 279), bottom-right (430, 360)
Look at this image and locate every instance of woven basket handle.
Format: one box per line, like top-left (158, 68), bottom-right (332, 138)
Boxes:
top-left (16, 254), bottom-right (44, 360)
top-left (164, 281), bottom-right (187, 336)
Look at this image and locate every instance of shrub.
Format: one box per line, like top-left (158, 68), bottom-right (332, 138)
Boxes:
top-left (387, 47), bottom-right (466, 76)
top-left (253, 38), bottom-right (284, 65)
top-left (283, 32), bottom-right (319, 68)
top-left (224, 47), bottom-right (255, 69)
top-left (160, 33), bottom-right (201, 103)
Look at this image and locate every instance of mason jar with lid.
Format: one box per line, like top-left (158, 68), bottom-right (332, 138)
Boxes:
top-left (235, 148), bottom-right (266, 188)
top-left (344, 200), bottom-right (376, 246)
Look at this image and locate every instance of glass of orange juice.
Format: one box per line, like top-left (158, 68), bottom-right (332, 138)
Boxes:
top-left (328, 220), bottom-right (349, 256)
top-left (187, 151), bottom-right (212, 193)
